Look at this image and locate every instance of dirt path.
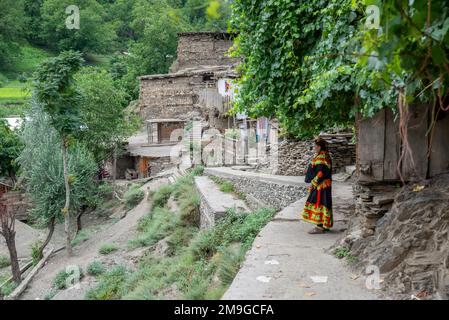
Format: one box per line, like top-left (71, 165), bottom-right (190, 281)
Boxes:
top-left (19, 177), bottom-right (169, 300)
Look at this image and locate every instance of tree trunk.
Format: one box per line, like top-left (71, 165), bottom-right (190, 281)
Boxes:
top-left (38, 217), bottom-right (55, 259)
top-left (61, 137), bottom-right (73, 257)
top-left (76, 211), bottom-right (83, 232)
top-left (5, 230), bottom-right (21, 284)
top-left (112, 145), bottom-right (117, 193)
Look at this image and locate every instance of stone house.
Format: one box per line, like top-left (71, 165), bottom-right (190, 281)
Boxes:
top-left (121, 32), bottom-right (240, 178)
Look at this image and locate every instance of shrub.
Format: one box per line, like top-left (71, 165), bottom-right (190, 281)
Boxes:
top-left (0, 281), bottom-right (17, 296)
top-left (167, 227), bottom-right (197, 256)
top-left (31, 241), bottom-right (43, 265)
top-left (97, 182), bottom-right (114, 199)
top-left (43, 288), bottom-right (58, 300)
top-left (87, 261), bottom-right (106, 276)
top-left (151, 184), bottom-right (174, 209)
top-left (53, 266), bottom-right (84, 290)
top-left (209, 176), bottom-right (235, 193)
top-left (124, 184), bottom-right (145, 209)
top-left (191, 165), bottom-right (204, 176)
top-left (179, 189), bottom-right (200, 226)
top-left (218, 247), bottom-right (243, 286)
top-left (71, 230), bottom-right (90, 247)
top-left (333, 246), bottom-right (350, 259)
top-left (218, 180), bottom-right (234, 193)
top-left (0, 255), bottom-right (10, 268)
top-left (99, 243), bottom-right (119, 255)
top-left (129, 207), bottom-right (178, 249)
top-left (85, 266), bottom-right (128, 300)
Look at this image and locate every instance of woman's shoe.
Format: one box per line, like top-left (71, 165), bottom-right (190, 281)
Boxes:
top-left (308, 227), bottom-right (325, 234)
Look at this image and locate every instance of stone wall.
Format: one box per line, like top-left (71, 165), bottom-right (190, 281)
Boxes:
top-left (353, 182), bottom-right (398, 238)
top-left (340, 173), bottom-right (449, 299)
top-left (175, 32), bottom-right (237, 71)
top-left (276, 133), bottom-right (356, 176)
top-left (204, 172), bottom-right (307, 211)
top-left (149, 157), bottom-right (173, 176)
top-left (195, 176), bottom-right (249, 229)
top-left (139, 74), bottom-right (202, 121)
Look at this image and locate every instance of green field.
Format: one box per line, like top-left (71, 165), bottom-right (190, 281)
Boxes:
top-left (0, 82), bottom-right (31, 117)
top-left (0, 44), bottom-right (113, 117)
top-left (0, 44), bottom-right (53, 117)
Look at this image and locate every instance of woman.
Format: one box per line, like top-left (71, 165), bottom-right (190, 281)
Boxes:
top-left (302, 138), bottom-right (333, 234)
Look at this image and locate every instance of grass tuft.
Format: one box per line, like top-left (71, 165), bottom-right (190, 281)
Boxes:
top-left (98, 243), bottom-right (119, 255)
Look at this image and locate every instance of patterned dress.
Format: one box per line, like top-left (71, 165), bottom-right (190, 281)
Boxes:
top-left (302, 151), bottom-right (333, 229)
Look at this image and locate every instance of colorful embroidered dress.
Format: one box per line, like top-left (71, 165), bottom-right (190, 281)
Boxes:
top-left (302, 151), bottom-right (333, 229)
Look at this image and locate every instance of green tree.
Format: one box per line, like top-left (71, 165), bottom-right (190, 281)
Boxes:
top-left (117, 0), bottom-right (187, 97)
top-left (18, 99), bottom-right (98, 258)
top-left (115, 0), bottom-right (231, 99)
top-left (40, 0), bottom-right (115, 53)
top-left (75, 67), bottom-right (139, 185)
top-left (0, 0), bottom-right (25, 68)
top-left (230, 0), bottom-right (449, 138)
top-left (33, 51), bottom-right (84, 257)
top-left (23, 0), bottom-right (44, 45)
top-left (0, 121), bottom-right (23, 183)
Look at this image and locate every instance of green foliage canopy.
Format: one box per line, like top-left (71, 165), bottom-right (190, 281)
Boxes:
top-left (33, 51), bottom-right (84, 137)
top-left (40, 0), bottom-right (116, 53)
top-left (230, 0), bottom-right (449, 138)
top-left (0, 120), bottom-right (23, 180)
top-left (18, 100), bottom-right (98, 226)
top-left (75, 67), bottom-right (138, 163)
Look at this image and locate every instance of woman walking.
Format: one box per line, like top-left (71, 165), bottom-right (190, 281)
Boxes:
top-left (302, 138), bottom-right (333, 234)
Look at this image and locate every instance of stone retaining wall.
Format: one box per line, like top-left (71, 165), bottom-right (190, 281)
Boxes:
top-left (195, 176), bottom-right (249, 229)
top-left (204, 172), bottom-right (307, 211)
top-left (276, 133), bottom-right (356, 176)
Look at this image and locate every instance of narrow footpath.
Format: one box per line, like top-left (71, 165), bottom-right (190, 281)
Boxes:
top-left (222, 182), bottom-right (381, 300)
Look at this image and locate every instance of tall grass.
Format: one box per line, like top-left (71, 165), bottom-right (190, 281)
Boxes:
top-left (87, 165), bottom-right (275, 300)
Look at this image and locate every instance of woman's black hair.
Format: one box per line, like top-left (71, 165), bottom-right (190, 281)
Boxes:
top-left (314, 137), bottom-right (328, 151)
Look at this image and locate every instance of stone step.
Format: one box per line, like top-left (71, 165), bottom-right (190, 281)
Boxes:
top-left (194, 176), bottom-right (250, 229)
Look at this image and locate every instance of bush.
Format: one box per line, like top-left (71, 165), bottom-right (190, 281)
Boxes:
top-left (191, 165), bottom-right (204, 176)
top-left (209, 176), bottom-right (235, 193)
top-left (31, 241), bottom-right (43, 265)
top-left (333, 246), bottom-right (350, 259)
top-left (178, 188), bottom-right (200, 226)
top-left (0, 255), bottom-right (11, 268)
top-left (71, 230), bottom-right (90, 247)
top-left (151, 184), bottom-right (174, 209)
top-left (167, 227), bottom-right (197, 256)
top-left (43, 288), bottom-right (58, 300)
top-left (87, 261), bottom-right (106, 276)
top-left (129, 207), bottom-right (178, 249)
top-left (218, 247), bottom-right (243, 286)
top-left (53, 266), bottom-right (84, 290)
top-left (124, 184), bottom-right (145, 209)
top-left (85, 266), bottom-right (128, 300)
top-left (98, 243), bottom-right (119, 255)
top-left (97, 182), bottom-right (114, 199)
top-left (0, 281), bottom-right (18, 296)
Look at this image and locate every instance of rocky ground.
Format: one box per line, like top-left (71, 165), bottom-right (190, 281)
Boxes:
top-left (340, 173), bottom-right (449, 300)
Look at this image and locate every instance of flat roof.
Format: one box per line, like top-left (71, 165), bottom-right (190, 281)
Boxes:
top-left (177, 31), bottom-right (237, 37)
top-left (146, 119), bottom-right (187, 123)
top-left (139, 65), bottom-right (237, 80)
top-left (127, 145), bottom-right (174, 158)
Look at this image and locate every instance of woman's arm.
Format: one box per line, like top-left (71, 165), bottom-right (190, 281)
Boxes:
top-left (311, 164), bottom-right (326, 188)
